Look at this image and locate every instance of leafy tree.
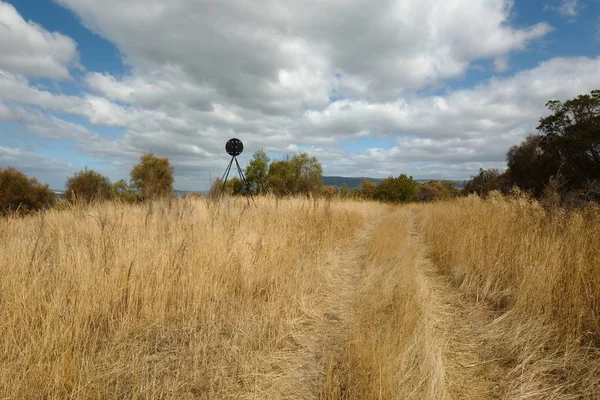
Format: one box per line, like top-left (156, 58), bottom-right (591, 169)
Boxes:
top-left (289, 153), bottom-right (323, 196)
top-left (224, 177), bottom-right (244, 196)
top-left (418, 181), bottom-right (452, 202)
top-left (321, 185), bottom-right (339, 199)
top-left (339, 183), bottom-right (351, 198)
top-left (65, 168), bottom-right (112, 202)
top-left (112, 179), bottom-right (137, 203)
top-left (268, 160), bottom-right (292, 196)
top-left (505, 90), bottom-right (600, 200)
top-left (130, 153), bottom-right (174, 199)
top-left (0, 167), bottom-right (55, 214)
top-left (463, 168), bottom-right (507, 197)
top-left (373, 174), bottom-right (419, 203)
top-left (267, 153), bottom-right (323, 196)
top-left (440, 180), bottom-right (460, 197)
top-left (361, 180), bottom-right (377, 199)
top-left (245, 149), bottom-right (270, 195)
top-left (506, 135), bottom-right (555, 197)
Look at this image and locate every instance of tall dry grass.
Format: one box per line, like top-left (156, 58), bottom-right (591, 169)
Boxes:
top-left (415, 194), bottom-right (600, 398)
top-left (321, 209), bottom-right (447, 400)
top-left (0, 196), bottom-right (381, 399)
top-left (2, 194), bottom-right (599, 399)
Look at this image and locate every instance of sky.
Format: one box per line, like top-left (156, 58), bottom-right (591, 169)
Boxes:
top-left (0, 0), bottom-right (599, 190)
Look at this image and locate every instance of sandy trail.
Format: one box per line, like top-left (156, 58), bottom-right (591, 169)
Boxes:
top-left (245, 219), bottom-right (377, 399)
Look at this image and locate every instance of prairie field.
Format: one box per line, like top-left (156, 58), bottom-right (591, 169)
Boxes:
top-left (0, 195), bottom-right (599, 399)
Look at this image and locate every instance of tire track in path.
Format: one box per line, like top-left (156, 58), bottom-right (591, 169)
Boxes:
top-left (408, 211), bottom-right (512, 400)
top-left (244, 218), bottom-right (378, 399)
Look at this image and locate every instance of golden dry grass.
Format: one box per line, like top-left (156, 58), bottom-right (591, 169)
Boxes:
top-left (1, 195), bottom-right (599, 399)
top-left (0, 197), bottom-right (382, 399)
top-left (414, 194), bottom-right (600, 399)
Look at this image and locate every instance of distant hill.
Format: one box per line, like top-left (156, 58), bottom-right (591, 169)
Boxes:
top-left (323, 176), bottom-right (464, 189)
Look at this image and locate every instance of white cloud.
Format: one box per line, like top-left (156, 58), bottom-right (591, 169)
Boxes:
top-left (0, 1), bottom-right (79, 78)
top-left (4, 0), bottom-right (599, 188)
top-left (0, 145), bottom-right (76, 184)
top-left (558, 0), bottom-right (579, 18)
top-left (57, 0), bottom-right (550, 108)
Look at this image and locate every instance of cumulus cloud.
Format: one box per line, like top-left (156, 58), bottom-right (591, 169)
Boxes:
top-left (0, 145), bottom-right (76, 179)
top-left (0, 1), bottom-right (79, 78)
top-left (2, 0), bottom-right (598, 188)
top-left (57, 0), bottom-right (550, 108)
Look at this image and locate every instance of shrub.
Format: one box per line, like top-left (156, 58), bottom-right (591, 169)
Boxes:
top-left (130, 153), bottom-right (174, 199)
top-left (0, 167), bottom-right (55, 214)
top-left (373, 174), bottom-right (419, 203)
top-left (112, 179), bottom-right (138, 203)
top-left (419, 181), bottom-right (452, 202)
top-left (65, 168), bottom-right (113, 203)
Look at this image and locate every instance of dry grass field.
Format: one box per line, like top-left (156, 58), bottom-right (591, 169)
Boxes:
top-left (1, 195), bottom-right (599, 399)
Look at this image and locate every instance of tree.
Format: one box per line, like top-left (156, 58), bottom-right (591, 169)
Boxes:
top-left (373, 174), bottom-right (419, 203)
top-left (0, 167), bottom-right (55, 214)
top-left (418, 181), bottom-right (452, 202)
top-left (224, 177), bottom-right (244, 195)
top-left (361, 180), bottom-right (377, 199)
top-left (289, 153), bottom-right (323, 196)
top-left (463, 168), bottom-right (507, 197)
top-left (130, 153), bottom-right (174, 199)
top-left (506, 135), bottom-right (555, 197)
top-left (112, 179), bottom-right (137, 203)
top-left (267, 153), bottom-right (323, 196)
top-left (440, 180), bottom-right (460, 197)
top-left (321, 185), bottom-right (339, 199)
top-left (339, 183), bottom-right (351, 198)
top-left (65, 168), bottom-right (112, 202)
top-left (268, 160), bottom-right (292, 196)
top-left (505, 90), bottom-right (600, 200)
top-left (245, 149), bottom-right (270, 195)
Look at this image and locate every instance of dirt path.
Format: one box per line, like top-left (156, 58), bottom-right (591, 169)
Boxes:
top-left (246, 219), bottom-right (378, 399)
top-left (250, 212), bottom-right (512, 399)
top-left (408, 213), bottom-right (512, 399)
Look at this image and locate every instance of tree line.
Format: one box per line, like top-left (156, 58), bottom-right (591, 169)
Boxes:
top-left (0, 153), bottom-right (173, 214)
top-left (1, 89), bottom-right (598, 214)
top-left (462, 89), bottom-right (600, 204)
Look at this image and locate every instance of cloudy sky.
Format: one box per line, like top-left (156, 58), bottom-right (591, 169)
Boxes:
top-left (0, 0), bottom-right (599, 190)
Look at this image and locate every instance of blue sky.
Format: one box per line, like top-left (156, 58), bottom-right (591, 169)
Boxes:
top-left (0, 0), bottom-right (599, 190)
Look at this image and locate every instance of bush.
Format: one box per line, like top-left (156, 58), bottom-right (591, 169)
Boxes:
top-left (0, 167), bottom-right (56, 214)
top-left (112, 179), bottom-right (138, 203)
top-left (419, 181), bottom-right (452, 202)
top-left (321, 185), bottom-right (339, 199)
top-left (373, 174), bottom-right (419, 203)
top-left (130, 153), bottom-right (174, 199)
top-left (65, 168), bottom-right (113, 203)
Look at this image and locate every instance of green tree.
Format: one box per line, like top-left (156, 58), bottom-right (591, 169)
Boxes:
top-left (112, 179), bottom-right (137, 203)
top-left (0, 167), bottom-right (55, 214)
top-left (289, 153), bottom-right (323, 196)
top-left (267, 153), bottom-right (323, 196)
top-left (440, 180), bottom-right (460, 197)
top-left (224, 177), bottom-right (244, 196)
top-left (268, 160), bottom-right (293, 196)
top-left (245, 149), bottom-right (270, 195)
top-left (463, 168), bottom-right (507, 197)
top-left (504, 90), bottom-right (600, 200)
top-left (506, 135), bottom-right (556, 197)
top-left (373, 174), bottom-right (419, 203)
top-left (65, 168), bottom-right (112, 202)
top-left (130, 153), bottom-right (174, 199)
top-left (339, 183), bottom-right (351, 198)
